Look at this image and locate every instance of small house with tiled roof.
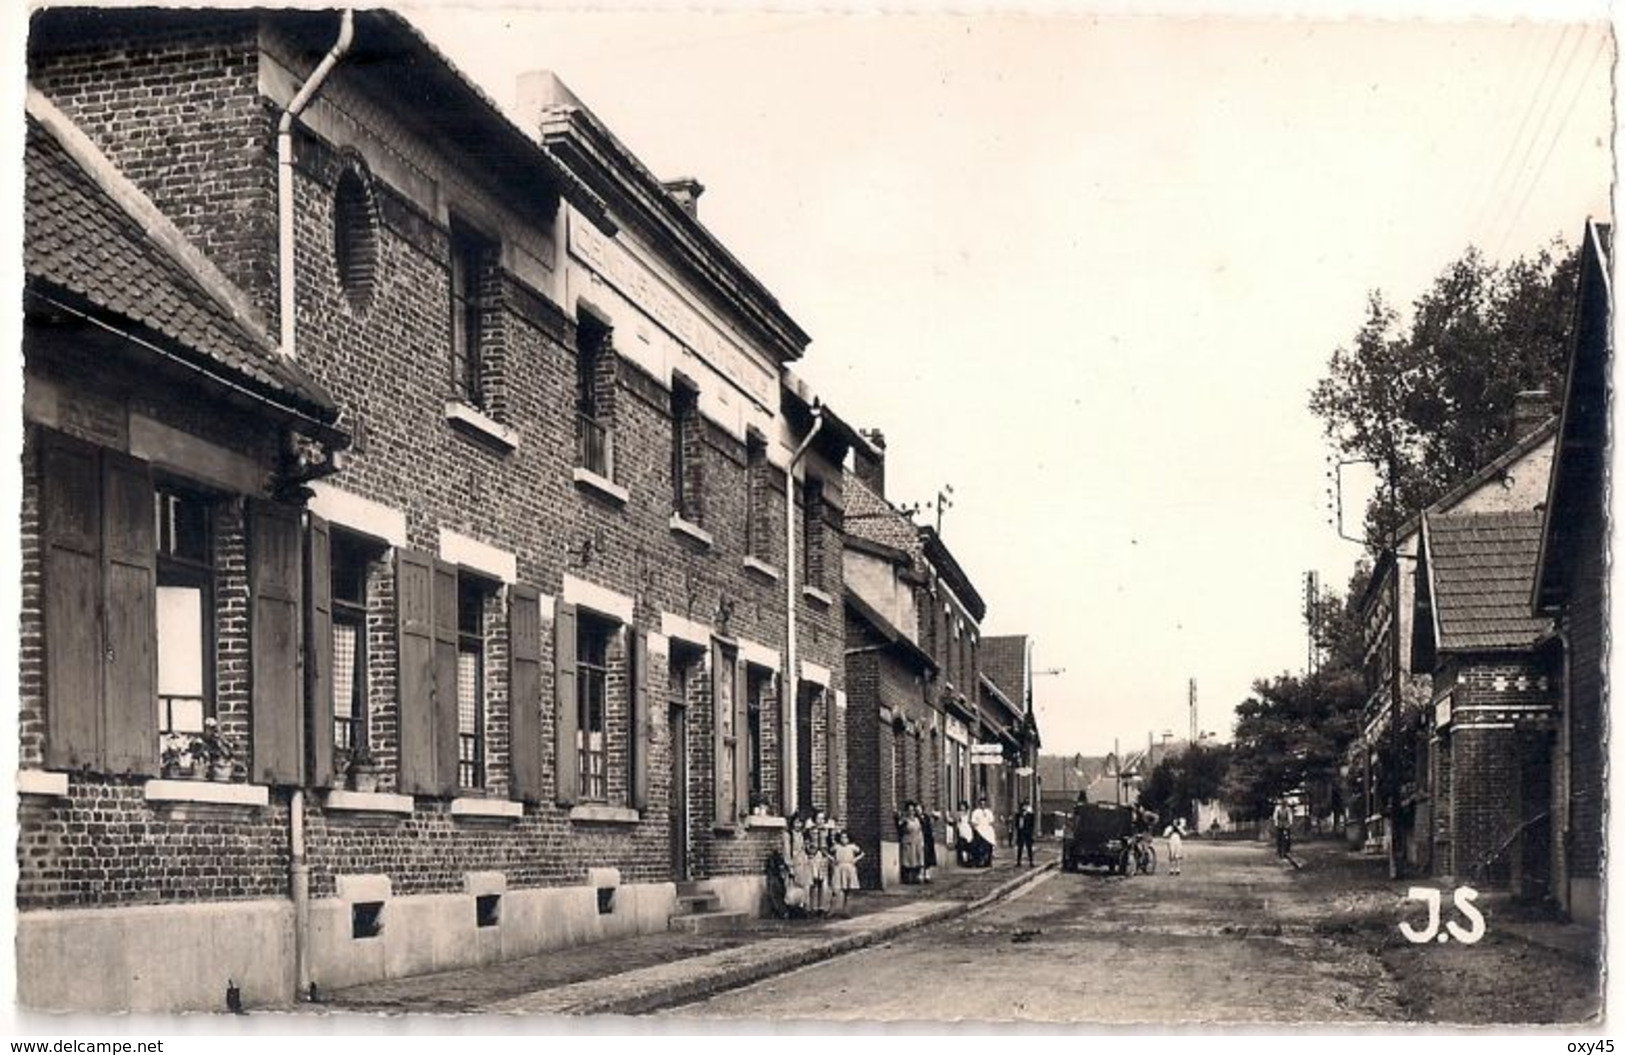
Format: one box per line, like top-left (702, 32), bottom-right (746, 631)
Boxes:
top-left (1413, 508), bottom-right (1559, 894)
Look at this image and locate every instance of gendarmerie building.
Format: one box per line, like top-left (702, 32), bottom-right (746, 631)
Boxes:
top-left (22, 7), bottom-right (858, 1011)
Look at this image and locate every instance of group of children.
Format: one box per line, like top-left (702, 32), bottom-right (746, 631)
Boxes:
top-left (780, 811), bottom-right (866, 916)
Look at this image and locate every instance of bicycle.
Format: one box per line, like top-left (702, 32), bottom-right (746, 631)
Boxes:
top-left (1132, 833), bottom-right (1158, 875)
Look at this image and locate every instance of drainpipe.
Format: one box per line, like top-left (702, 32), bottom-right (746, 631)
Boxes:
top-left (290, 788), bottom-right (310, 999)
top-left (277, 9), bottom-right (355, 358)
top-left (784, 401), bottom-right (824, 816)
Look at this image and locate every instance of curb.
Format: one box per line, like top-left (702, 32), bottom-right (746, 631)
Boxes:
top-left (579, 860), bottom-right (1059, 1016)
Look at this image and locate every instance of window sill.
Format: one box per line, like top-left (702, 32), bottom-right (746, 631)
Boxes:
top-left (450, 796), bottom-right (523, 820)
top-left (17, 770), bottom-right (69, 797)
top-left (802, 584), bottom-right (834, 608)
top-left (669, 514), bottom-right (714, 549)
top-left (573, 467), bottom-right (629, 506)
top-left (145, 779), bottom-right (269, 808)
top-left (445, 402), bottom-right (519, 453)
top-left (325, 789), bottom-right (415, 815)
top-left (742, 557), bottom-right (780, 582)
top-left (569, 803), bottom-right (640, 825)
top-left (745, 814), bottom-right (787, 830)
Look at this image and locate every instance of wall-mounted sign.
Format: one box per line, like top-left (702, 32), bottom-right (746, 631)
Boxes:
top-left (1434, 695), bottom-right (1452, 729)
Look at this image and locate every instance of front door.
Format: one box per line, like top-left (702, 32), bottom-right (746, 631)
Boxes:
top-left (797, 686), bottom-right (816, 813)
top-left (669, 703), bottom-right (689, 882)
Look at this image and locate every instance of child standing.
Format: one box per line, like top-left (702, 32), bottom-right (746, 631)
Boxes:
top-left (831, 831), bottom-right (865, 915)
top-left (1163, 818), bottom-right (1186, 876)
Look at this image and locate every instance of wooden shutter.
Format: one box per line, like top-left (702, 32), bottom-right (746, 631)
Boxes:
top-left (304, 514), bottom-right (334, 788)
top-left (732, 656), bottom-right (748, 821)
top-left (100, 451), bottom-right (157, 777)
top-left (711, 641), bottom-right (730, 827)
top-left (553, 598), bottom-right (579, 806)
top-left (250, 499), bottom-right (304, 785)
top-left (41, 436), bottom-right (104, 770)
top-left (396, 548), bottom-right (436, 796)
top-left (432, 560), bottom-right (459, 796)
top-left (630, 628), bottom-right (650, 811)
top-left (825, 686), bottom-right (841, 818)
top-left (508, 583), bottom-right (543, 803)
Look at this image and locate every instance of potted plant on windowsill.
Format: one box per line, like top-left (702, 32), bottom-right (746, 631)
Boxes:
top-left (196, 718), bottom-right (237, 782)
top-left (346, 746), bottom-right (380, 793)
top-left (160, 732), bottom-right (199, 780)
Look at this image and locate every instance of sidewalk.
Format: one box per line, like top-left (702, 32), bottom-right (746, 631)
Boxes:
top-left (318, 844), bottom-right (1057, 1016)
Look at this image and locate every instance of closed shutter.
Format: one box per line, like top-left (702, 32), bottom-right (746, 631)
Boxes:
top-left (100, 451), bottom-right (157, 777)
top-left (396, 548), bottom-right (436, 796)
top-left (553, 599), bottom-right (579, 806)
top-left (711, 641), bottom-right (730, 827)
top-left (732, 655), bottom-right (748, 822)
top-left (508, 583), bottom-right (543, 803)
top-left (304, 514), bottom-right (334, 788)
top-left (41, 436), bottom-right (103, 771)
top-left (250, 499), bottom-right (304, 785)
top-left (630, 628), bottom-right (650, 811)
top-left (825, 686), bottom-right (841, 818)
top-left (432, 560), bottom-right (459, 796)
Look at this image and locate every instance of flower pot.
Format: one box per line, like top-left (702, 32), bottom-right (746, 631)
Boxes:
top-left (348, 767), bottom-right (380, 794)
top-left (211, 760), bottom-right (234, 782)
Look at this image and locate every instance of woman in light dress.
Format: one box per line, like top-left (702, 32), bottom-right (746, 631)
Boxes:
top-left (898, 801), bottom-right (926, 883)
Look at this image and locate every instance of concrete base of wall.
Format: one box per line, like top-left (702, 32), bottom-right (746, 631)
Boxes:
top-left (308, 881), bottom-right (678, 993)
top-left (1569, 877), bottom-right (1600, 926)
top-left (704, 874), bottom-right (766, 917)
top-left (880, 839), bottom-right (899, 889)
top-left (17, 899), bottom-right (294, 1012)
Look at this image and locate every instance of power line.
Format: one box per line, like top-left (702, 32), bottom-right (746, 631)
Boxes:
top-left (1464, 23), bottom-right (1570, 246)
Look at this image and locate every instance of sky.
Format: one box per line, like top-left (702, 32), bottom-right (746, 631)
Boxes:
top-left (405, 2), bottom-right (1615, 757)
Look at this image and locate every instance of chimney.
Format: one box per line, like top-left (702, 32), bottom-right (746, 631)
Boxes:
top-left (854, 428), bottom-right (887, 497)
top-left (1513, 389), bottom-right (1554, 440)
top-left (662, 177), bottom-right (704, 219)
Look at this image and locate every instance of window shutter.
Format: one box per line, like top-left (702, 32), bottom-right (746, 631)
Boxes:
top-left (508, 583), bottom-right (543, 804)
top-left (553, 599), bottom-right (579, 806)
top-left (825, 685), bottom-right (841, 818)
top-left (41, 437), bottom-right (104, 771)
top-left (630, 628), bottom-right (650, 811)
top-left (732, 656), bottom-right (748, 821)
top-left (711, 641), bottom-right (730, 827)
top-left (396, 548), bottom-right (436, 796)
top-left (100, 451), bottom-right (157, 777)
top-left (432, 560), bottom-right (460, 797)
top-left (250, 499), bottom-right (304, 785)
top-left (304, 514), bottom-right (334, 788)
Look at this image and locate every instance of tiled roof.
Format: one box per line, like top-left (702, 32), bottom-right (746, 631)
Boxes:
top-left (842, 471), bottom-right (924, 556)
top-left (24, 104), bottom-right (338, 418)
top-left (981, 635), bottom-right (1027, 707)
top-left (1425, 511), bottom-right (1552, 651)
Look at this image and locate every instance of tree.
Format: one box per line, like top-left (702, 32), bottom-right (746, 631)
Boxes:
top-left (1222, 664), bottom-right (1364, 823)
top-left (1309, 242), bottom-right (1577, 546)
top-left (1141, 743), bottom-right (1233, 828)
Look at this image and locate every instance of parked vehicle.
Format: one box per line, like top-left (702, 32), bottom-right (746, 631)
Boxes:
top-left (1061, 802), bottom-right (1136, 875)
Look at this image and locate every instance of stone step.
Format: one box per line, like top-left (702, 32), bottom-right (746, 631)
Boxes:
top-left (668, 909), bottom-right (749, 935)
top-left (674, 881), bottom-right (714, 897)
top-left (673, 892), bottom-right (722, 914)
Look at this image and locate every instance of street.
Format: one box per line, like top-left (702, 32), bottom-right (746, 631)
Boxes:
top-left (663, 840), bottom-right (1601, 1024)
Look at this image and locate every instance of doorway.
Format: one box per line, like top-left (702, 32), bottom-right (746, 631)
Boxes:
top-left (668, 702), bottom-right (689, 882)
top-left (797, 685), bottom-right (816, 814)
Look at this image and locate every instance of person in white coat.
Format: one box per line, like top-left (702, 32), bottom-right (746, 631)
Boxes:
top-left (1163, 817), bottom-right (1186, 876)
top-left (970, 796), bottom-right (998, 867)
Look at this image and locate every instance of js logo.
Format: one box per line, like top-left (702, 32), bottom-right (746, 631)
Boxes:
top-left (1399, 886), bottom-right (1486, 945)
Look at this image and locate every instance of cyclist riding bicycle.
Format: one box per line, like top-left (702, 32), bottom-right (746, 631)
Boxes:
top-left (1272, 800), bottom-right (1293, 858)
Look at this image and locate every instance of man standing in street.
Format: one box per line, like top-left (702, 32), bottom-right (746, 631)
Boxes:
top-left (1014, 800), bottom-right (1037, 867)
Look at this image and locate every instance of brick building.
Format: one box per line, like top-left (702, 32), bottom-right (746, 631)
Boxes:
top-left (1532, 220), bottom-right (1610, 926)
top-left (980, 634), bottom-right (1041, 827)
top-left (1354, 406), bottom-right (1555, 870)
top-left (22, 8), bottom-right (855, 1010)
top-left (842, 436), bottom-right (1011, 884)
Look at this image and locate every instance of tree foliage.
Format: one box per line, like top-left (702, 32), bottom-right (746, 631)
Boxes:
top-left (1140, 742), bottom-right (1233, 828)
top-left (1222, 663), bottom-right (1365, 822)
top-left (1309, 242), bottom-right (1577, 545)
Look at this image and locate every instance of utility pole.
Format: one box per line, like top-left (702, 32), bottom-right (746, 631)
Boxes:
top-left (1304, 570), bottom-right (1321, 677)
top-left (1188, 678), bottom-right (1198, 745)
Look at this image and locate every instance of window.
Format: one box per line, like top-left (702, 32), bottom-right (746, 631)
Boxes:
top-left (156, 486), bottom-right (212, 738)
top-left (802, 477), bottom-right (825, 589)
top-left (333, 159), bottom-right (379, 310)
top-left (671, 375), bottom-right (703, 524)
top-left (351, 902), bottom-right (384, 940)
top-left (744, 431), bottom-right (770, 562)
top-left (330, 533), bottom-right (373, 760)
top-left (475, 894), bottom-right (501, 928)
top-left (746, 667), bottom-right (769, 805)
top-left (456, 576), bottom-right (488, 790)
top-left (576, 314), bottom-right (614, 477)
top-left (449, 221), bottom-right (498, 411)
top-left (577, 616), bottom-right (613, 801)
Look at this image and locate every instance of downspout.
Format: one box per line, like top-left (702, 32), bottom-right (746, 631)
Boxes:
top-left (784, 401), bottom-right (824, 816)
top-left (277, 9), bottom-right (355, 359)
top-left (280, 11), bottom-right (354, 1004)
